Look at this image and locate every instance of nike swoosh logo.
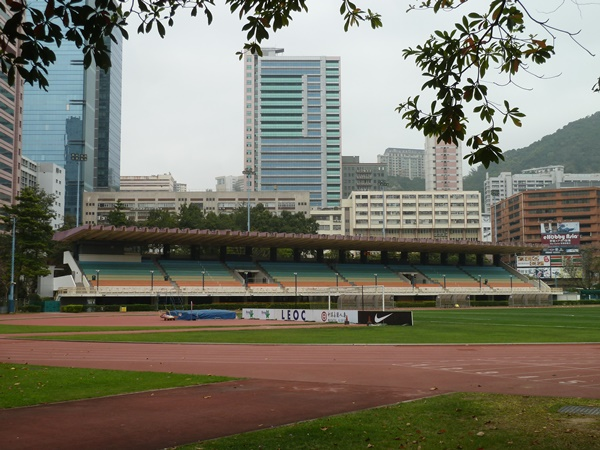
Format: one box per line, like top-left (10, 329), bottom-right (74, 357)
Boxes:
top-left (374, 313), bottom-right (393, 323)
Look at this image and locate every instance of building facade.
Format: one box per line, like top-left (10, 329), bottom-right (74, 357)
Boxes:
top-left (341, 156), bottom-right (386, 199)
top-left (20, 156), bottom-right (65, 229)
top-left (120, 174), bottom-right (186, 192)
top-left (0, 10), bottom-right (23, 208)
top-left (215, 175), bottom-right (244, 192)
top-left (424, 136), bottom-right (463, 191)
top-left (484, 165), bottom-right (600, 213)
top-left (492, 187), bottom-right (600, 247)
top-left (377, 147), bottom-right (424, 179)
top-left (82, 190), bottom-right (311, 225)
top-left (326, 190), bottom-right (481, 240)
top-left (244, 48), bottom-right (341, 208)
top-left (22, 8), bottom-right (122, 224)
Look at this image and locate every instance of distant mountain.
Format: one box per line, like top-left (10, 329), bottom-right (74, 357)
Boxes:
top-left (463, 111), bottom-right (600, 193)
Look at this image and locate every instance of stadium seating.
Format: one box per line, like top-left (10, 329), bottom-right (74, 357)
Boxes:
top-left (460, 265), bottom-right (534, 290)
top-left (259, 262), bottom-right (348, 288)
top-left (78, 260), bottom-right (171, 287)
top-left (159, 260), bottom-right (242, 287)
top-left (414, 264), bottom-right (482, 289)
top-left (334, 263), bottom-right (411, 287)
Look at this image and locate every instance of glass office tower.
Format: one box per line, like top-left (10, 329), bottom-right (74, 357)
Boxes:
top-left (244, 48), bottom-right (341, 208)
top-left (23, 6), bottom-right (122, 225)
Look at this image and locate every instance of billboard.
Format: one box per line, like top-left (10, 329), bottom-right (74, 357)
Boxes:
top-left (517, 255), bottom-right (550, 267)
top-left (540, 222), bottom-right (580, 248)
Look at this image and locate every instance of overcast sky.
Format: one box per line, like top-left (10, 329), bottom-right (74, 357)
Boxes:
top-left (120, 1), bottom-right (600, 190)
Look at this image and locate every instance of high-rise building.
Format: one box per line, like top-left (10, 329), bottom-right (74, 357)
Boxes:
top-left (0, 10), bottom-right (23, 208)
top-left (22, 7), bottom-right (122, 225)
top-left (483, 165), bottom-right (600, 213)
top-left (341, 156), bottom-right (386, 199)
top-left (244, 48), bottom-right (341, 208)
top-left (377, 147), bottom-right (424, 179)
top-left (424, 136), bottom-right (463, 191)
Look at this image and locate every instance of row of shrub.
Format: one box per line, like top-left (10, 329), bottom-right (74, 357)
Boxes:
top-left (51, 299), bottom-right (600, 314)
top-left (61, 304), bottom-right (157, 313)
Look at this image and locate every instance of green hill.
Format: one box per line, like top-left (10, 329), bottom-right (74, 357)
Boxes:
top-left (463, 111), bottom-right (600, 193)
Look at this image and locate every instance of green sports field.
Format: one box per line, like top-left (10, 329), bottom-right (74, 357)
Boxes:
top-left (2, 306), bottom-right (599, 344)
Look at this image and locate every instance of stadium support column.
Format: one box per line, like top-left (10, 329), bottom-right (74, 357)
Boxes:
top-left (399, 251), bottom-right (408, 264)
top-left (476, 254), bottom-right (484, 266)
top-left (339, 250), bottom-right (347, 264)
top-left (420, 252), bottom-right (429, 265)
top-left (245, 246), bottom-right (252, 258)
top-left (293, 248), bottom-right (301, 262)
top-left (493, 254), bottom-right (501, 265)
top-left (164, 244), bottom-right (171, 260)
top-left (270, 247), bottom-right (277, 261)
top-left (316, 249), bottom-right (324, 262)
top-left (360, 250), bottom-right (367, 264)
top-left (440, 253), bottom-right (448, 265)
top-left (458, 253), bottom-right (467, 265)
top-left (381, 251), bottom-right (389, 265)
top-left (220, 246), bottom-right (227, 261)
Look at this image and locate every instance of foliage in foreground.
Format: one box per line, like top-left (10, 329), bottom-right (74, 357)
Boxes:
top-left (193, 393), bottom-right (600, 450)
top-left (0, 363), bottom-right (233, 409)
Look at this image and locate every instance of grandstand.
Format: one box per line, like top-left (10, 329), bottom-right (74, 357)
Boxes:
top-left (54, 224), bottom-right (553, 307)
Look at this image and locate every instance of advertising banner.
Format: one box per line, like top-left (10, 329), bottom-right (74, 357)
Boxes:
top-left (357, 311), bottom-right (413, 326)
top-left (540, 222), bottom-right (580, 247)
top-left (517, 255), bottom-right (550, 267)
top-left (242, 308), bottom-right (359, 324)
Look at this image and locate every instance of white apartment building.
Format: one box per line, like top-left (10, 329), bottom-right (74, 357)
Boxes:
top-left (120, 174), bottom-right (187, 192)
top-left (215, 175), bottom-right (244, 192)
top-left (377, 147), bottom-right (424, 179)
top-left (312, 191), bottom-right (481, 240)
top-left (424, 137), bottom-right (463, 191)
top-left (20, 156), bottom-right (65, 229)
top-left (82, 190), bottom-right (311, 225)
top-left (310, 208), bottom-right (344, 235)
top-left (483, 165), bottom-right (600, 213)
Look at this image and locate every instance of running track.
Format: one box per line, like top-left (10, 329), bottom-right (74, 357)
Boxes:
top-left (1, 313), bottom-right (600, 449)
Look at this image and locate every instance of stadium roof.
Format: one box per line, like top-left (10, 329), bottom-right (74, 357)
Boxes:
top-left (53, 225), bottom-right (541, 255)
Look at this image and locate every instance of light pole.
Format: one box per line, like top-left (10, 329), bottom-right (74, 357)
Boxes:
top-left (202, 270), bottom-right (205, 291)
top-left (8, 216), bottom-right (16, 313)
top-left (70, 153), bottom-right (87, 227)
top-left (374, 273), bottom-right (378, 286)
top-left (242, 168), bottom-right (255, 232)
top-left (150, 270), bottom-right (154, 291)
top-left (96, 270), bottom-right (100, 291)
top-left (443, 274), bottom-right (446, 289)
top-left (294, 272), bottom-right (298, 305)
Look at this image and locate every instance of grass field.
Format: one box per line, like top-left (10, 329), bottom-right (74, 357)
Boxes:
top-left (0, 363), bottom-right (233, 408)
top-left (6, 307), bottom-right (599, 344)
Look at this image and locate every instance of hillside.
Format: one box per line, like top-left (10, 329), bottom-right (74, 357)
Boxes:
top-left (463, 111), bottom-right (600, 193)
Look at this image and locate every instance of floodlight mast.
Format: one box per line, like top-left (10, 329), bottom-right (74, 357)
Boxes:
top-left (242, 168), bottom-right (255, 232)
top-left (8, 216), bottom-right (16, 313)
